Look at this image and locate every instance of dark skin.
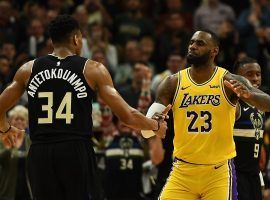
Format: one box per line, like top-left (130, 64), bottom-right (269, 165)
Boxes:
top-left (0, 29), bottom-right (169, 147)
top-left (156, 31), bottom-right (270, 113)
top-left (235, 62), bottom-right (262, 118)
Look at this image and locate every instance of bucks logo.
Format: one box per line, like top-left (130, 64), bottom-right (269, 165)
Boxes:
top-left (250, 112), bottom-right (264, 140)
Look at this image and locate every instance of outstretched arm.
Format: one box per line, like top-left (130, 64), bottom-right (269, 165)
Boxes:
top-left (84, 61), bottom-right (162, 131)
top-left (224, 72), bottom-right (270, 112)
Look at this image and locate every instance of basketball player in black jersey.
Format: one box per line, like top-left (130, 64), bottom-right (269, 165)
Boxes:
top-left (233, 57), bottom-right (265, 200)
top-left (0, 15), bottom-right (169, 200)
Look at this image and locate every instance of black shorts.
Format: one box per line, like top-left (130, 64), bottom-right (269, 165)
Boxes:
top-left (236, 170), bottom-right (262, 200)
top-left (27, 139), bottom-right (102, 200)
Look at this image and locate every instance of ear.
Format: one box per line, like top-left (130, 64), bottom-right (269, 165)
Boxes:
top-left (212, 46), bottom-right (219, 56)
top-left (73, 34), bottom-right (79, 46)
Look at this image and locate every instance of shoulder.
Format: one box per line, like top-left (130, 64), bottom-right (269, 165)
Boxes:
top-left (155, 73), bottom-right (179, 105)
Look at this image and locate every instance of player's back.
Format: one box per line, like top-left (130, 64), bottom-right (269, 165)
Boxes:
top-left (26, 55), bottom-right (94, 143)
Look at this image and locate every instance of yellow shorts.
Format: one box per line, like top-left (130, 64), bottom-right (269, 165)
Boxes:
top-left (159, 159), bottom-right (237, 200)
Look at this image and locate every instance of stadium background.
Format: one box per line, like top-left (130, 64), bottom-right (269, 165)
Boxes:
top-left (0, 0), bottom-right (270, 199)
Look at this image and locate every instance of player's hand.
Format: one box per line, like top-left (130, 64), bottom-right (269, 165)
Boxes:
top-left (0, 126), bottom-right (25, 149)
top-left (224, 80), bottom-right (252, 99)
top-left (152, 104), bottom-right (171, 121)
top-left (153, 104), bottom-right (171, 139)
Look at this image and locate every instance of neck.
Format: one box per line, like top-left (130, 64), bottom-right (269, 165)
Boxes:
top-left (190, 62), bottom-right (216, 84)
top-left (52, 46), bottom-right (76, 58)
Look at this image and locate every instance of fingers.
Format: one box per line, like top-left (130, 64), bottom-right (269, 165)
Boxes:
top-left (162, 104), bottom-right (172, 115)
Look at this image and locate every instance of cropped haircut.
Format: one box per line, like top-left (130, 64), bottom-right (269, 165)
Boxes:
top-left (233, 57), bottom-right (257, 73)
top-left (200, 29), bottom-right (220, 46)
top-left (48, 15), bottom-right (80, 44)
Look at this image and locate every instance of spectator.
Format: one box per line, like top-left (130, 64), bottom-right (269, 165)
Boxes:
top-left (1, 41), bottom-right (17, 64)
top-left (236, 0), bottom-right (270, 58)
top-left (257, 26), bottom-right (270, 92)
top-left (0, 55), bottom-right (12, 91)
top-left (86, 23), bottom-right (118, 72)
top-left (0, 105), bottom-right (31, 200)
top-left (151, 53), bottom-right (185, 91)
top-left (19, 18), bottom-right (47, 57)
top-left (104, 120), bottom-right (144, 200)
top-left (118, 62), bottom-right (153, 112)
top-left (0, 1), bottom-right (21, 46)
top-left (157, 12), bottom-right (190, 69)
top-left (73, 5), bottom-right (89, 37)
top-left (216, 19), bottom-right (237, 71)
top-left (114, 40), bottom-right (141, 86)
top-left (84, 0), bottom-right (112, 26)
top-left (113, 0), bottom-right (154, 45)
top-left (139, 36), bottom-right (156, 73)
top-left (194, 0), bottom-right (235, 34)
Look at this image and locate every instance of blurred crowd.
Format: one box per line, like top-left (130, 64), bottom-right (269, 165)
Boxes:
top-left (1, 0), bottom-right (270, 199)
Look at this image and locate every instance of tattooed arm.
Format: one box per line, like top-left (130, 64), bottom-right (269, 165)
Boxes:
top-left (224, 72), bottom-right (270, 112)
top-left (155, 74), bottom-right (179, 105)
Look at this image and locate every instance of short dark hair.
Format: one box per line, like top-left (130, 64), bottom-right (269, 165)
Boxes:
top-left (200, 29), bottom-right (220, 46)
top-left (48, 15), bottom-right (80, 44)
top-left (233, 57), bottom-right (258, 73)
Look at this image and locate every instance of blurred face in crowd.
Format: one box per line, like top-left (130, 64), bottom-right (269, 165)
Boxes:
top-left (166, 13), bottom-right (185, 31)
top-left (126, 0), bottom-right (141, 12)
top-left (0, 1), bottom-right (11, 24)
top-left (92, 50), bottom-right (107, 65)
top-left (237, 63), bottom-right (261, 88)
top-left (91, 24), bottom-right (103, 41)
top-left (1, 43), bottom-right (16, 61)
top-left (218, 20), bottom-right (234, 38)
top-left (74, 5), bottom-right (89, 27)
top-left (29, 19), bottom-right (45, 38)
top-left (166, 0), bottom-right (182, 11)
top-left (132, 63), bottom-right (147, 87)
top-left (0, 57), bottom-right (10, 76)
top-left (167, 54), bottom-right (185, 73)
top-left (125, 41), bottom-right (141, 62)
top-left (10, 115), bottom-right (28, 130)
top-left (140, 37), bottom-right (154, 62)
top-left (187, 31), bottom-right (218, 66)
top-left (46, 9), bottom-right (59, 24)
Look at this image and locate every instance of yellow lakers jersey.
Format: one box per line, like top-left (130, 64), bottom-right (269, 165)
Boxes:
top-left (172, 67), bottom-right (236, 164)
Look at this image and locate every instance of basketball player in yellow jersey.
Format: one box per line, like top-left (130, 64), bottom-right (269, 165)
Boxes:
top-left (143, 30), bottom-right (270, 200)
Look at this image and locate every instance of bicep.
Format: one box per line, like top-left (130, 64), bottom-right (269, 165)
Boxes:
top-left (0, 61), bottom-right (32, 114)
top-left (0, 76), bottom-right (26, 114)
top-left (94, 64), bottom-right (134, 119)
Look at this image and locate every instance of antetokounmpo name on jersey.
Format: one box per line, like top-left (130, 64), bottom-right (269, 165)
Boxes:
top-left (27, 68), bottom-right (87, 98)
top-left (179, 93), bottom-right (220, 108)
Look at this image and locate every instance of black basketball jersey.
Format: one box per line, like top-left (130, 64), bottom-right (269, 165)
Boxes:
top-left (233, 100), bottom-right (265, 174)
top-left (26, 55), bottom-right (94, 143)
top-left (104, 134), bottom-right (144, 199)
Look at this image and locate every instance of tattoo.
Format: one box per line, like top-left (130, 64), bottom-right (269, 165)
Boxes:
top-left (224, 72), bottom-right (270, 112)
top-left (155, 74), bottom-right (178, 105)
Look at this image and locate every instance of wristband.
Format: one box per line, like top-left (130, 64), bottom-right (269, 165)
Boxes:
top-left (0, 123), bottom-right (11, 134)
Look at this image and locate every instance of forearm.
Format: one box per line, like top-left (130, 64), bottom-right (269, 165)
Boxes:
top-left (0, 113), bottom-right (9, 133)
top-left (120, 107), bottom-right (158, 130)
top-left (149, 137), bottom-right (164, 165)
top-left (245, 91), bottom-right (270, 112)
